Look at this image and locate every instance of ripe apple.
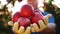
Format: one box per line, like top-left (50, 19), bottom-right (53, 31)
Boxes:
top-left (31, 10), bottom-right (44, 24)
top-left (12, 12), bottom-right (20, 22)
top-left (17, 17), bottom-right (31, 28)
top-left (34, 9), bottom-right (42, 14)
top-left (20, 4), bottom-right (34, 17)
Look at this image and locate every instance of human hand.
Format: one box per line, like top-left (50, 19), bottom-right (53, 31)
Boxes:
top-left (8, 21), bottom-right (31, 34)
top-left (31, 16), bottom-right (48, 32)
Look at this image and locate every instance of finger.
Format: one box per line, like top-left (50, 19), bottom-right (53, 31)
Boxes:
top-left (18, 26), bottom-right (25, 34)
top-left (33, 23), bottom-right (40, 32)
top-left (31, 27), bottom-right (35, 32)
top-left (30, 24), bottom-right (33, 27)
top-left (8, 21), bottom-right (14, 26)
top-left (24, 27), bottom-right (31, 34)
top-left (43, 16), bottom-right (48, 25)
top-left (47, 14), bottom-right (52, 18)
top-left (38, 20), bottom-right (46, 28)
top-left (12, 27), bottom-right (18, 34)
top-left (38, 20), bottom-right (46, 32)
top-left (30, 24), bottom-right (35, 32)
top-left (13, 22), bottom-right (18, 33)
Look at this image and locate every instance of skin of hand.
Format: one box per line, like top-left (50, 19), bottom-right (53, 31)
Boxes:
top-left (31, 14), bottom-right (53, 32)
top-left (8, 21), bottom-right (31, 34)
top-left (31, 16), bottom-right (49, 32)
top-left (8, 14), bottom-right (51, 33)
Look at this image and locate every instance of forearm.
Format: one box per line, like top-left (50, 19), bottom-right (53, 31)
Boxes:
top-left (41, 23), bottom-right (56, 34)
top-left (47, 23), bottom-right (56, 30)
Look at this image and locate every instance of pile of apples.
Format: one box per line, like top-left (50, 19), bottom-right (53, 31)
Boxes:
top-left (12, 4), bottom-right (44, 28)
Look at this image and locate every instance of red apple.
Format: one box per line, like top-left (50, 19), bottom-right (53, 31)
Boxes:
top-left (31, 10), bottom-right (44, 24)
top-left (17, 17), bottom-right (31, 28)
top-left (34, 9), bottom-right (42, 14)
top-left (20, 4), bottom-right (34, 17)
top-left (12, 12), bottom-right (20, 22)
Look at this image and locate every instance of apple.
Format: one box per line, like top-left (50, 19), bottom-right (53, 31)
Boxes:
top-left (34, 10), bottom-right (40, 13)
top-left (12, 12), bottom-right (20, 22)
top-left (17, 17), bottom-right (31, 28)
top-left (20, 4), bottom-right (34, 17)
top-left (34, 9), bottom-right (42, 14)
top-left (31, 10), bottom-right (44, 24)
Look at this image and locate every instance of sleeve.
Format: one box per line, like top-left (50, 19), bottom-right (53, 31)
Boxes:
top-left (41, 11), bottom-right (55, 23)
top-left (48, 16), bottom-right (55, 23)
top-left (31, 32), bottom-right (41, 34)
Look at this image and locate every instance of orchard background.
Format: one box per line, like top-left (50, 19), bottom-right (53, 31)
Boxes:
top-left (0, 0), bottom-right (60, 34)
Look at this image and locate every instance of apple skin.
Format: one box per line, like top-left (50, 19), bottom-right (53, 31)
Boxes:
top-left (12, 12), bottom-right (20, 22)
top-left (17, 17), bottom-right (31, 28)
top-left (20, 4), bottom-right (34, 17)
top-left (31, 10), bottom-right (44, 24)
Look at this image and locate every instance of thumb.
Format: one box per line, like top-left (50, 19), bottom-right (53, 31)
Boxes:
top-left (8, 21), bottom-right (14, 26)
top-left (43, 16), bottom-right (48, 25)
top-left (46, 14), bottom-right (52, 18)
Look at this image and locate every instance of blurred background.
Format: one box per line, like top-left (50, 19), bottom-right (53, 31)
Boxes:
top-left (0, 0), bottom-right (60, 34)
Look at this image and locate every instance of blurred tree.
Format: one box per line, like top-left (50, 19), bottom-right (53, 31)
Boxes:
top-left (0, 0), bottom-right (22, 34)
top-left (43, 0), bottom-right (60, 34)
top-left (0, 0), bottom-right (12, 34)
top-left (0, 5), bottom-right (13, 34)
